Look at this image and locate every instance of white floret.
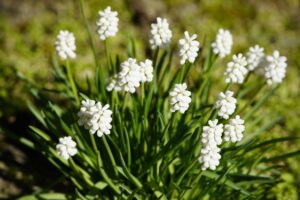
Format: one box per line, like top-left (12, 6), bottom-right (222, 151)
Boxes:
top-left (263, 50), bottom-right (287, 85)
top-left (78, 99), bottom-right (113, 137)
top-left (149, 17), bottom-right (172, 49)
top-left (179, 31), bottom-right (200, 65)
top-left (214, 91), bottom-right (237, 119)
top-left (198, 145), bottom-right (221, 170)
top-left (117, 58), bottom-right (142, 93)
top-left (96, 6), bottom-right (119, 40)
top-left (246, 45), bottom-right (264, 71)
top-left (224, 53), bottom-right (248, 84)
top-left (199, 119), bottom-right (224, 170)
top-left (139, 59), bottom-right (154, 83)
top-left (169, 83), bottom-right (192, 113)
top-left (224, 115), bottom-right (245, 143)
top-left (56, 136), bottom-right (77, 160)
top-left (55, 30), bottom-right (76, 60)
top-left (211, 29), bottom-right (233, 58)
top-left (201, 119), bottom-right (224, 146)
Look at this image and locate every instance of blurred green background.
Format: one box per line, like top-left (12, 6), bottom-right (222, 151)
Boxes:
top-left (0, 0), bottom-right (299, 198)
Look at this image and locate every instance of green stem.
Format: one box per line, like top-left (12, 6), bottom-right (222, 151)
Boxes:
top-left (69, 158), bottom-right (93, 187)
top-left (153, 48), bottom-right (160, 93)
top-left (141, 83), bottom-right (145, 107)
top-left (66, 60), bottom-right (80, 105)
top-left (179, 63), bottom-right (187, 83)
top-left (205, 109), bottom-right (217, 122)
top-left (183, 170), bottom-right (203, 199)
top-left (237, 83), bottom-right (265, 116)
top-left (79, 0), bottom-right (106, 99)
top-left (162, 113), bottom-right (176, 144)
top-left (104, 40), bottom-right (111, 72)
top-left (102, 136), bottom-right (119, 176)
top-left (124, 128), bottom-right (132, 167)
top-left (224, 82), bottom-right (231, 92)
top-left (176, 158), bottom-right (198, 185)
top-left (90, 133), bottom-right (98, 153)
top-left (236, 72), bottom-right (252, 97)
top-left (153, 48), bottom-right (160, 67)
top-left (97, 151), bottom-right (121, 194)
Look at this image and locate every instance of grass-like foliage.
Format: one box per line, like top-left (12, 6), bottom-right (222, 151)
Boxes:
top-left (16, 1), bottom-right (299, 200)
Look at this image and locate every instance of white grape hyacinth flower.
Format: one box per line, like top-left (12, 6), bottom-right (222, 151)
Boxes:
top-left (211, 29), bottom-right (233, 58)
top-left (106, 74), bottom-right (122, 92)
top-left (139, 59), bottom-right (154, 83)
top-left (224, 115), bottom-right (245, 143)
top-left (199, 119), bottom-right (224, 170)
top-left (263, 50), bottom-right (287, 85)
top-left (214, 91), bottom-right (237, 119)
top-left (149, 17), bottom-right (172, 49)
top-left (225, 53), bottom-right (248, 84)
top-left (169, 83), bottom-right (192, 113)
top-left (55, 30), bottom-right (76, 60)
top-left (201, 119), bottom-right (224, 147)
top-left (56, 136), bottom-right (78, 160)
top-left (96, 6), bottom-right (119, 40)
top-left (117, 58), bottom-right (141, 93)
top-left (246, 45), bottom-right (264, 71)
top-left (78, 99), bottom-right (113, 137)
top-left (179, 31), bottom-right (200, 65)
top-left (198, 145), bottom-right (221, 171)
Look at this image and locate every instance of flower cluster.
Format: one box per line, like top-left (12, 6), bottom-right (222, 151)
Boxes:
top-left (199, 120), bottom-right (223, 170)
top-left (224, 115), bottom-right (245, 143)
top-left (201, 120), bottom-right (223, 146)
top-left (56, 136), bottom-right (78, 160)
top-left (116, 58), bottom-right (141, 93)
top-left (139, 59), bottom-right (154, 83)
top-left (178, 31), bottom-right (200, 65)
top-left (211, 29), bottom-right (233, 58)
top-left (246, 45), bottom-right (264, 71)
top-left (55, 30), bottom-right (76, 60)
top-left (78, 99), bottom-right (113, 137)
top-left (106, 58), bottom-right (154, 93)
top-left (224, 53), bottom-right (248, 84)
top-left (149, 17), bottom-right (172, 49)
top-left (214, 91), bottom-right (237, 119)
top-left (96, 6), bottom-right (119, 40)
top-left (169, 83), bottom-right (192, 113)
top-left (52, 6), bottom-right (287, 174)
top-left (263, 50), bottom-right (287, 85)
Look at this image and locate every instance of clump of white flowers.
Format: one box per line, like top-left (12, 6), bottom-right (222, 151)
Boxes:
top-left (78, 99), bottom-right (113, 137)
top-left (169, 83), bottom-right (191, 113)
top-left (211, 29), bottom-right (233, 58)
top-left (116, 58), bottom-right (142, 93)
top-left (96, 6), bottom-right (119, 40)
top-left (201, 120), bottom-right (223, 146)
top-left (263, 50), bottom-right (287, 85)
top-left (55, 30), bottom-right (76, 60)
top-left (107, 58), bottom-right (154, 93)
top-left (246, 45), bottom-right (264, 71)
top-left (214, 91), bottom-right (237, 119)
top-left (178, 31), bottom-right (200, 65)
top-left (224, 115), bottom-right (245, 143)
top-left (199, 120), bottom-right (223, 170)
top-left (56, 136), bottom-right (78, 160)
top-left (224, 53), bottom-right (248, 84)
top-left (199, 145), bottom-right (221, 171)
top-left (48, 5), bottom-right (290, 183)
top-left (139, 59), bottom-right (154, 83)
top-left (149, 17), bottom-right (172, 49)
